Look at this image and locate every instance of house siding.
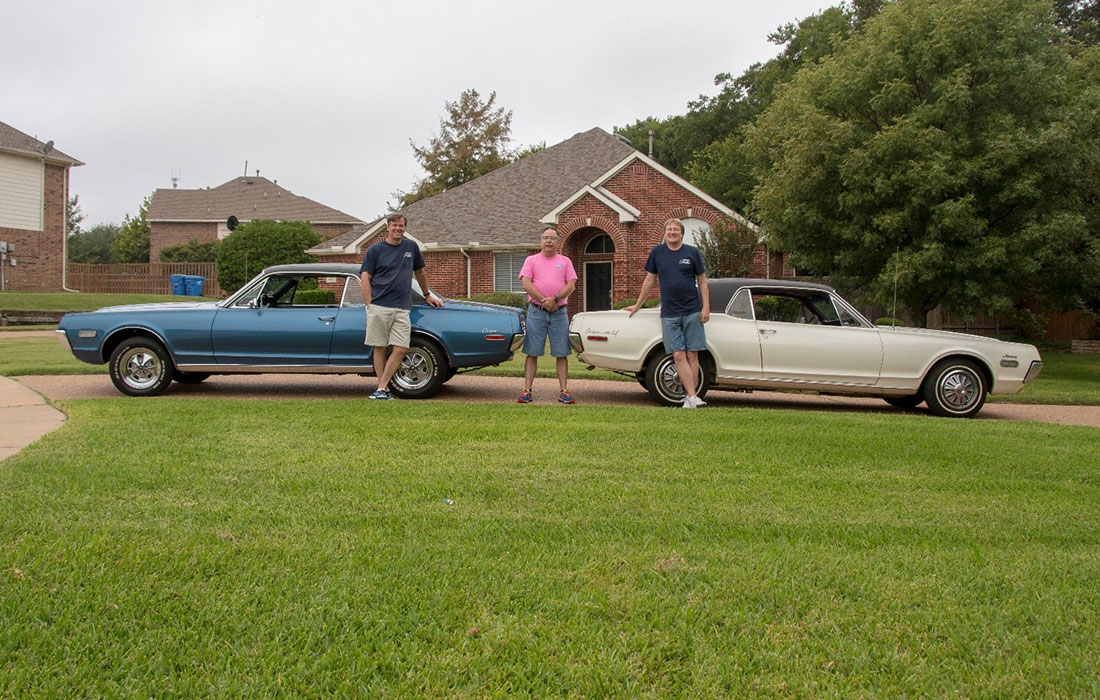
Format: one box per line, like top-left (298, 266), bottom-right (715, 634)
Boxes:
top-left (0, 163), bottom-right (67, 291)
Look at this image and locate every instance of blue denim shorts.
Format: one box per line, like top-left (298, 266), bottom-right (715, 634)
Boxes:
top-left (523, 304), bottom-right (570, 357)
top-left (661, 312), bottom-right (707, 353)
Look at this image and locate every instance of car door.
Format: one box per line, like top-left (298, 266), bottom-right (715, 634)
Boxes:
top-left (753, 288), bottom-right (883, 386)
top-left (707, 287), bottom-right (763, 380)
top-left (328, 274), bottom-right (374, 367)
top-left (210, 273), bottom-right (337, 365)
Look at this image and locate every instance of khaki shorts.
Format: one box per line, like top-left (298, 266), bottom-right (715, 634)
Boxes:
top-left (365, 305), bottom-right (411, 348)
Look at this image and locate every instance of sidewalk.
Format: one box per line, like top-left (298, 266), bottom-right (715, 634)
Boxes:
top-left (0, 376), bottom-right (66, 461)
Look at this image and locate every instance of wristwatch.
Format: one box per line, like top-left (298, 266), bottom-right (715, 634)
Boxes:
top-left (424, 290), bottom-right (433, 298)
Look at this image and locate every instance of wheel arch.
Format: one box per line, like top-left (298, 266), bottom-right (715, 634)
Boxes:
top-left (642, 343), bottom-right (717, 376)
top-left (410, 328), bottom-right (451, 361)
top-left (921, 352), bottom-right (993, 394)
top-left (101, 327), bottom-right (175, 366)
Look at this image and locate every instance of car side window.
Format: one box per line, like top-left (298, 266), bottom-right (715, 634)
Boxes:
top-left (806, 293), bottom-right (842, 326)
top-left (727, 288), bottom-right (754, 319)
top-left (752, 292), bottom-right (812, 324)
top-left (342, 276), bottom-right (365, 307)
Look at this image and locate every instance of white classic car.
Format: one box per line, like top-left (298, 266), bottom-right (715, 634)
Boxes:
top-left (569, 278), bottom-right (1043, 417)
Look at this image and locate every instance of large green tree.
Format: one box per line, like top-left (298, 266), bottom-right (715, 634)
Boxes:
top-left (746, 0), bottom-right (1099, 327)
top-left (396, 89), bottom-right (514, 207)
top-left (114, 195), bottom-right (151, 263)
top-left (68, 223), bottom-right (120, 264)
top-left (216, 220), bottom-right (319, 293)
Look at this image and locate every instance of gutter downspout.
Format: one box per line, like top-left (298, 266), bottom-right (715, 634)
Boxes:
top-left (61, 167), bottom-right (78, 292)
top-left (459, 247), bottom-right (471, 298)
top-left (765, 243), bottom-right (771, 279)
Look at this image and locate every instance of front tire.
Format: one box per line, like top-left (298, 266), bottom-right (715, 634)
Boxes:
top-left (389, 338), bottom-right (449, 399)
top-left (923, 358), bottom-right (987, 418)
top-left (109, 337), bottom-right (174, 396)
top-left (884, 394), bottom-right (924, 409)
top-left (644, 353), bottom-right (708, 407)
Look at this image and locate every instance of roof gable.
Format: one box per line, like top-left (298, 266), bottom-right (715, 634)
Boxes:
top-left (0, 120), bottom-right (83, 167)
top-left (148, 176), bottom-right (362, 224)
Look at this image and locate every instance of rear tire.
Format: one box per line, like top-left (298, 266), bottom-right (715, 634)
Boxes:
top-left (923, 358), bottom-right (987, 418)
top-left (389, 337), bottom-right (449, 399)
top-left (109, 337), bottom-right (174, 397)
top-left (644, 353), bottom-right (708, 407)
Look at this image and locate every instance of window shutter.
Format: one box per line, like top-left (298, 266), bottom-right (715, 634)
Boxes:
top-left (493, 252), bottom-right (528, 293)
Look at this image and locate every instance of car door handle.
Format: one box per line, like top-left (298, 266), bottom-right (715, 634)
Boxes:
top-left (759, 328), bottom-right (776, 336)
top-left (318, 315), bottom-right (336, 325)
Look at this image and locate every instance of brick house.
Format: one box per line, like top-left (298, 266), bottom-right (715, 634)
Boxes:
top-left (310, 127), bottom-right (785, 311)
top-left (0, 120), bottom-right (83, 292)
top-left (147, 175), bottom-right (363, 262)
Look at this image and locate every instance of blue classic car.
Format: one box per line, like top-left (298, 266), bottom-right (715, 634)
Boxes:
top-left (57, 263), bottom-right (525, 398)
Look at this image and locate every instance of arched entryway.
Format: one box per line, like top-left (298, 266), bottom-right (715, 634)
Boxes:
top-left (562, 227), bottom-right (615, 312)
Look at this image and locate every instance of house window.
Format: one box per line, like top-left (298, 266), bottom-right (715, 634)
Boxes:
top-left (585, 234), bottom-right (614, 254)
top-left (0, 153), bottom-right (44, 231)
top-left (493, 252), bottom-right (529, 293)
top-left (681, 218), bottom-right (711, 248)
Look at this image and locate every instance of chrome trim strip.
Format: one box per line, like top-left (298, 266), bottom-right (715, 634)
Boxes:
top-left (177, 364), bottom-right (375, 374)
top-left (1024, 360), bottom-right (1043, 383)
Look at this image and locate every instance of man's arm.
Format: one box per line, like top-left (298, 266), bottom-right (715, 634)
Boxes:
top-left (551, 279), bottom-right (576, 310)
top-left (626, 272), bottom-right (658, 317)
top-left (697, 273), bottom-right (710, 323)
top-left (360, 271), bottom-right (372, 306)
top-left (414, 268), bottom-right (445, 308)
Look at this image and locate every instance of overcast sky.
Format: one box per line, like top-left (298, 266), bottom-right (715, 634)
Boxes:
top-left (4, 0), bottom-right (833, 228)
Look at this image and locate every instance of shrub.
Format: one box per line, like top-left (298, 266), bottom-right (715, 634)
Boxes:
top-left (159, 239), bottom-right (220, 262)
top-left (471, 292), bottom-right (525, 308)
top-left (613, 298), bottom-right (661, 310)
top-left (876, 317), bottom-right (903, 327)
top-left (217, 220), bottom-right (320, 294)
top-left (292, 289), bottom-right (336, 305)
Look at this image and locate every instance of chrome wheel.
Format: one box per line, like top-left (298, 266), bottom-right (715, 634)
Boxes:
top-left (923, 359), bottom-right (986, 418)
top-left (389, 339), bottom-right (448, 399)
top-left (644, 353), bottom-right (708, 407)
top-left (108, 337), bottom-right (174, 396)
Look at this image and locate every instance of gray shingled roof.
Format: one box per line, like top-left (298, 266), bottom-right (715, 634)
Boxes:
top-left (0, 120), bottom-right (83, 166)
top-left (148, 176), bottom-right (363, 224)
top-left (312, 127), bottom-right (637, 252)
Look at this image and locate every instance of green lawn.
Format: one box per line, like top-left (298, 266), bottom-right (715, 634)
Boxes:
top-left (0, 291), bottom-right (217, 312)
top-left (2, 400), bottom-right (1097, 697)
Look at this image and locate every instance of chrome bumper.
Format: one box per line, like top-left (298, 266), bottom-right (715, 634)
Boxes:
top-left (55, 329), bottom-right (71, 352)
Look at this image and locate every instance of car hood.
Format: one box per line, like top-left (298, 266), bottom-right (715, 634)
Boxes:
top-left (86, 301), bottom-right (221, 314)
top-left (877, 324), bottom-right (1017, 344)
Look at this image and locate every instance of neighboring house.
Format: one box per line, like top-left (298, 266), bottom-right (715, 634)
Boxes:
top-left (0, 120), bottom-right (83, 292)
top-left (310, 127), bottom-right (786, 312)
top-left (147, 175), bottom-right (363, 262)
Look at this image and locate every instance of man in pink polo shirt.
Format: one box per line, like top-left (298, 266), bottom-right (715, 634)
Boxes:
top-left (517, 226), bottom-right (578, 404)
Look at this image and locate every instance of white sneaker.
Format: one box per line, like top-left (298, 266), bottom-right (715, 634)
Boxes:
top-left (682, 395), bottom-right (706, 408)
top-left (682, 396), bottom-right (696, 409)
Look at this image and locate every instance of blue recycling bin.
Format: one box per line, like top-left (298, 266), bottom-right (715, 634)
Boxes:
top-left (183, 275), bottom-right (205, 297)
top-left (170, 274), bottom-right (186, 295)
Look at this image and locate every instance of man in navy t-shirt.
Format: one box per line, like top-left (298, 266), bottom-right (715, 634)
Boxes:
top-left (626, 218), bottom-right (711, 408)
top-left (359, 213), bottom-right (444, 399)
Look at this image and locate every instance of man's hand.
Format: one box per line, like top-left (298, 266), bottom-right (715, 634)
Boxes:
top-left (626, 303), bottom-right (641, 317)
top-left (426, 294), bottom-right (445, 308)
top-left (700, 309), bottom-right (710, 323)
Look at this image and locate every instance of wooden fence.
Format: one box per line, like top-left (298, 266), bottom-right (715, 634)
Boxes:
top-left (68, 263), bottom-right (223, 297)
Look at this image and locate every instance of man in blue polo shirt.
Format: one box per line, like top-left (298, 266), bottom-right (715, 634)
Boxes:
top-left (360, 213), bottom-right (444, 400)
top-left (626, 218), bottom-right (711, 408)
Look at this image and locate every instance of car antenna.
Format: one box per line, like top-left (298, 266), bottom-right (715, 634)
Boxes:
top-left (891, 247), bottom-right (900, 331)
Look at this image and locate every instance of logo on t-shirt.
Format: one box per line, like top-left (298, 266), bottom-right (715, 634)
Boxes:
top-left (555, 263), bottom-right (563, 269)
top-left (679, 258), bottom-right (692, 265)
top-left (403, 252), bottom-right (413, 259)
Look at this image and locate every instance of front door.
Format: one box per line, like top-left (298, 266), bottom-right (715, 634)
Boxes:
top-left (585, 262), bottom-right (612, 311)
